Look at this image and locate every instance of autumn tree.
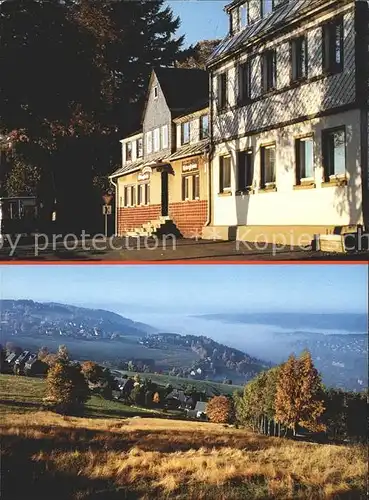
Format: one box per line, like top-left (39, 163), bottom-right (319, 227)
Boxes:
top-left (43, 353), bottom-right (58, 367)
top-left (81, 361), bottom-right (103, 383)
top-left (153, 392), bottom-right (160, 405)
top-left (45, 359), bottom-right (90, 415)
top-left (298, 351), bottom-right (326, 432)
top-left (206, 395), bottom-right (235, 424)
top-left (275, 352), bottom-right (325, 435)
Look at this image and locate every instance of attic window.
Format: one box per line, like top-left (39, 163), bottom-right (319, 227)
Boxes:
top-left (153, 86), bottom-right (158, 99)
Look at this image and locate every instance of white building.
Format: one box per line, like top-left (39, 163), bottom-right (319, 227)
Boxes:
top-left (204, 0), bottom-right (369, 245)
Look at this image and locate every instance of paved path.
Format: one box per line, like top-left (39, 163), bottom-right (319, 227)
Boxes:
top-left (0, 236), bottom-right (368, 261)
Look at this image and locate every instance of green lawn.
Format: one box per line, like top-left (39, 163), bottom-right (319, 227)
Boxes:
top-left (0, 374), bottom-right (163, 419)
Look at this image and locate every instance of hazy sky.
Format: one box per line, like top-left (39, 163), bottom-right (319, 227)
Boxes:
top-left (167, 1), bottom-right (228, 46)
top-left (0, 264), bottom-right (367, 315)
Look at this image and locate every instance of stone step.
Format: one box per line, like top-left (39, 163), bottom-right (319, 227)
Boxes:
top-left (142, 221), bottom-right (162, 231)
top-left (124, 217), bottom-right (181, 238)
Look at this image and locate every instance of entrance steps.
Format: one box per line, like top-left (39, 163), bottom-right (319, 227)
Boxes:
top-left (125, 216), bottom-right (182, 238)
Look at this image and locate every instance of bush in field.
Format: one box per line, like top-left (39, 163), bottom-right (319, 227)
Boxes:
top-left (206, 395), bottom-right (235, 424)
top-left (45, 359), bottom-right (90, 415)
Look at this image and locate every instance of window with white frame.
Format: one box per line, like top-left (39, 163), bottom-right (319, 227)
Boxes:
top-left (261, 0), bottom-right (273, 17)
top-left (260, 144), bottom-right (276, 187)
top-left (239, 2), bottom-right (249, 27)
top-left (123, 186), bottom-right (129, 207)
top-left (182, 176), bottom-right (191, 200)
top-left (123, 185), bottom-right (136, 207)
top-left (138, 183), bottom-right (150, 205)
top-left (146, 131), bottom-right (152, 154)
top-left (322, 127), bottom-right (346, 180)
top-left (153, 128), bottom-right (160, 152)
top-left (129, 185), bottom-right (136, 206)
top-left (153, 86), bottom-right (158, 99)
top-left (200, 115), bottom-right (209, 140)
top-left (295, 136), bottom-right (314, 184)
top-left (193, 174), bottom-right (200, 200)
top-left (125, 142), bottom-right (132, 162)
top-left (219, 156), bottom-right (232, 192)
top-left (237, 150), bottom-right (254, 190)
top-left (181, 121), bottom-right (190, 144)
top-left (137, 138), bottom-right (143, 158)
top-left (161, 125), bottom-right (168, 149)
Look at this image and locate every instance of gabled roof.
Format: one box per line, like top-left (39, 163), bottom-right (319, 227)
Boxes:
top-left (195, 401), bottom-right (207, 413)
top-left (208, 0), bottom-right (328, 66)
top-left (142, 67), bottom-right (209, 122)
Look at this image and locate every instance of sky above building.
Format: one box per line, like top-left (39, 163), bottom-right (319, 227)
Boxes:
top-left (0, 264), bottom-right (367, 315)
top-left (167, 1), bottom-right (229, 46)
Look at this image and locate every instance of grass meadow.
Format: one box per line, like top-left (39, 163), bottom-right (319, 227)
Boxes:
top-left (0, 374), bottom-right (367, 500)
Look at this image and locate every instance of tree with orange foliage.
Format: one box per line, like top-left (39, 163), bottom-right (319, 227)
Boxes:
top-left (81, 361), bottom-right (103, 384)
top-left (206, 395), bottom-right (235, 424)
top-left (153, 392), bottom-right (160, 405)
top-left (45, 359), bottom-right (89, 415)
top-left (275, 351), bottom-right (325, 435)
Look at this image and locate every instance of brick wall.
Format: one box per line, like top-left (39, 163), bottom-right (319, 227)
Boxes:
top-left (118, 200), bottom-right (208, 238)
top-left (117, 205), bottom-right (161, 234)
top-left (169, 200), bottom-right (208, 238)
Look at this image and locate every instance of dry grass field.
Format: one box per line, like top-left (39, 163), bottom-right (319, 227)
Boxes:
top-left (1, 409), bottom-right (367, 500)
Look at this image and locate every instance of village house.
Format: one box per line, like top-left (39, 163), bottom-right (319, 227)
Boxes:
top-left (203, 0), bottom-right (369, 246)
top-left (109, 68), bottom-right (210, 238)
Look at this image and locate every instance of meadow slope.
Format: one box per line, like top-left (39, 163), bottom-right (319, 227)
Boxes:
top-left (0, 375), bottom-right (367, 500)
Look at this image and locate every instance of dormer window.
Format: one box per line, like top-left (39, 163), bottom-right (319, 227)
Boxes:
top-left (231, 2), bottom-right (248, 33)
top-left (261, 0), bottom-right (273, 18)
top-left (181, 122), bottom-right (190, 144)
top-left (153, 86), bottom-right (158, 99)
top-left (126, 142), bottom-right (132, 162)
top-left (137, 138), bottom-right (143, 158)
top-left (239, 3), bottom-right (249, 28)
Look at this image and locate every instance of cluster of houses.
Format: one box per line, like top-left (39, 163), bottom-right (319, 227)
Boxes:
top-left (114, 378), bottom-right (208, 418)
top-left (109, 0), bottom-right (369, 247)
top-left (2, 350), bottom-right (47, 376)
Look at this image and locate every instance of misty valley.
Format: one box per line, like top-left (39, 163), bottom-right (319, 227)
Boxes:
top-left (0, 299), bottom-right (367, 391)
